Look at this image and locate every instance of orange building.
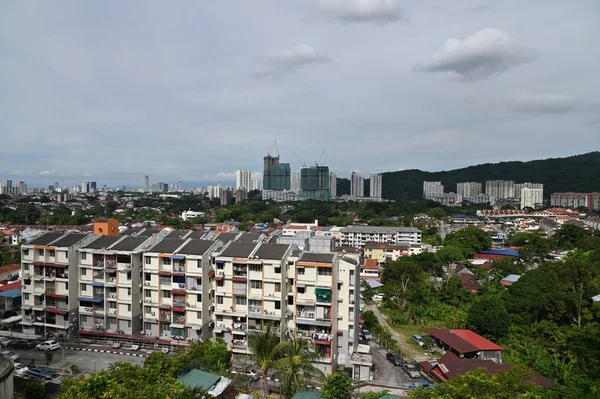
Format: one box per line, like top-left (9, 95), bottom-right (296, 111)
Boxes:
top-left (93, 218), bottom-right (119, 236)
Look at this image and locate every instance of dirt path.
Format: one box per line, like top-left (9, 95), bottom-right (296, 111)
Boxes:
top-left (366, 304), bottom-right (426, 361)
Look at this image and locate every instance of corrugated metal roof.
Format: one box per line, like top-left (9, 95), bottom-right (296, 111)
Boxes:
top-left (291, 391), bottom-right (323, 399)
top-left (178, 369), bottom-right (220, 390)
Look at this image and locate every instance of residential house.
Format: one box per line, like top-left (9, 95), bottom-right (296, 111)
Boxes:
top-left (423, 328), bottom-right (504, 363)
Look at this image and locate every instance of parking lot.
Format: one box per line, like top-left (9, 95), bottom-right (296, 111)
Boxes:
top-left (369, 341), bottom-right (422, 388)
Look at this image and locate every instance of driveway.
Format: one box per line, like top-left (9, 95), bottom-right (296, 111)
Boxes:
top-left (369, 340), bottom-right (416, 388)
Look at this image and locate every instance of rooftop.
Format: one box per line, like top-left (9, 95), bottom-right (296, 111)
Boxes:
top-left (254, 243), bottom-right (290, 260)
top-left (216, 232), bottom-right (239, 243)
top-left (27, 232), bottom-right (65, 246)
top-left (147, 238), bottom-right (186, 254)
top-left (291, 391), bottom-right (323, 399)
top-left (424, 328), bottom-right (504, 353)
top-left (49, 233), bottom-right (88, 248)
top-left (299, 252), bottom-right (335, 263)
top-left (83, 235), bottom-right (121, 250)
top-left (178, 369), bottom-right (220, 391)
top-left (178, 240), bottom-right (215, 256)
top-left (120, 228), bottom-right (142, 235)
top-left (219, 242), bottom-right (258, 258)
top-left (110, 237), bottom-right (149, 252)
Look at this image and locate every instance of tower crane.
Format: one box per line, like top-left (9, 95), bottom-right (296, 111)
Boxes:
top-left (267, 140), bottom-right (280, 157)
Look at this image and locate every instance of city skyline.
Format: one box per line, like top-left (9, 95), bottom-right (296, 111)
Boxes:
top-left (2, 2), bottom-right (598, 185)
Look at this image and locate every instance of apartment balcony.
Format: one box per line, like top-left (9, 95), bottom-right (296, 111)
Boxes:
top-left (33, 285), bottom-right (45, 295)
top-left (145, 312), bottom-right (158, 322)
top-left (232, 275), bottom-right (247, 283)
top-left (159, 277), bottom-right (171, 286)
top-left (106, 292), bottom-right (117, 300)
top-left (233, 285), bottom-right (247, 295)
top-left (21, 270), bottom-right (31, 278)
top-left (172, 264), bottom-right (185, 274)
top-left (33, 273), bottom-right (44, 281)
top-left (159, 311), bottom-right (171, 322)
top-left (107, 308), bottom-right (118, 316)
top-left (232, 322), bottom-right (247, 332)
top-left (214, 270), bottom-right (224, 280)
top-left (173, 314), bottom-right (186, 325)
top-left (231, 339), bottom-right (247, 349)
top-left (312, 332), bottom-right (333, 345)
top-left (105, 257), bottom-right (117, 269)
top-left (32, 302), bottom-right (45, 311)
top-left (55, 273), bottom-right (69, 280)
top-left (172, 282), bottom-right (186, 294)
top-left (248, 309), bottom-right (281, 321)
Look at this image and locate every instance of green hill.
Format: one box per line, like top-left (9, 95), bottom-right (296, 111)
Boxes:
top-left (337, 152), bottom-right (600, 201)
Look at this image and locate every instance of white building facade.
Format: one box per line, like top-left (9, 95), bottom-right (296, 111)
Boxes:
top-left (520, 188), bottom-right (544, 209)
top-left (369, 174), bottom-right (382, 199)
top-left (423, 181), bottom-right (444, 199)
top-left (340, 226), bottom-right (422, 248)
top-left (235, 170), bottom-right (252, 191)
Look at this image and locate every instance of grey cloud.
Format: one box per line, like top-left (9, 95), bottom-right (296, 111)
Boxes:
top-left (318, 0), bottom-right (403, 25)
top-left (254, 44), bottom-right (332, 79)
top-left (414, 28), bottom-right (539, 80)
top-left (510, 90), bottom-right (576, 113)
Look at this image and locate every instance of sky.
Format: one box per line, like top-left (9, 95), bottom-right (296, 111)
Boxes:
top-left (1, 0), bottom-right (599, 187)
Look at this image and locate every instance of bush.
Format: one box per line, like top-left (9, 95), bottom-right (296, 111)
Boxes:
top-left (70, 364), bottom-right (79, 373)
top-left (24, 382), bottom-right (46, 399)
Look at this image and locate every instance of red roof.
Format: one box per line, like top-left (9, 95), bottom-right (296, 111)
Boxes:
top-left (423, 328), bottom-right (503, 353)
top-left (0, 264), bottom-right (20, 274)
top-left (0, 281), bottom-right (22, 292)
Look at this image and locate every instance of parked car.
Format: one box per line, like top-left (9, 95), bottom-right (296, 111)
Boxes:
top-left (11, 339), bottom-right (36, 349)
top-left (408, 381), bottom-right (436, 389)
top-left (1, 350), bottom-right (20, 361)
top-left (372, 293), bottom-right (385, 301)
top-left (26, 367), bottom-right (56, 381)
top-left (386, 352), bottom-right (405, 367)
top-left (403, 363), bottom-right (421, 378)
top-left (412, 334), bottom-right (425, 347)
top-left (231, 366), bottom-right (260, 381)
top-left (361, 329), bottom-right (373, 340)
top-left (36, 340), bottom-right (61, 351)
top-left (0, 337), bottom-right (12, 348)
top-left (13, 363), bottom-right (28, 376)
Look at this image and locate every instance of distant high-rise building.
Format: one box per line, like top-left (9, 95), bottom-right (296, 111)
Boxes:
top-left (18, 181), bottom-right (27, 195)
top-left (370, 174), bottom-right (382, 198)
top-left (514, 183), bottom-right (543, 199)
top-left (220, 188), bottom-right (234, 206)
top-left (485, 180), bottom-right (515, 199)
top-left (262, 152), bottom-right (291, 191)
top-left (329, 173), bottom-right (337, 198)
top-left (520, 188), bottom-right (543, 209)
top-left (144, 175), bottom-right (149, 192)
top-left (177, 181), bottom-right (184, 191)
top-left (299, 165), bottom-right (330, 201)
top-left (236, 170), bottom-right (252, 191)
top-left (90, 181), bottom-right (97, 191)
top-left (208, 185), bottom-right (221, 199)
top-left (251, 179), bottom-right (260, 191)
top-left (6, 180), bottom-right (12, 188)
top-left (235, 189), bottom-right (247, 203)
top-left (551, 192), bottom-right (600, 211)
top-left (456, 182), bottom-right (482, 199)
top-left (291, 172), bottom-right (301, 193)
top-left (48, 185), bottom-right (55, 192)
top-left (351, 172), bottom-right (364, 198)
top-left (82, 182), bottom-right (90, 194)
top-left (423, 181), bottom-right (444, 199)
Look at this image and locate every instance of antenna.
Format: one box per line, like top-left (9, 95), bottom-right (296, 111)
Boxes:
top-left (268, 140), bottom-right (280, 157)
top-left (294, 152), bottom-right (307, 168)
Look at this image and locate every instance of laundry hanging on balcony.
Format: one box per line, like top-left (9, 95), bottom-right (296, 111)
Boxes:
top-left (315, 287), bottom-right (332, 302)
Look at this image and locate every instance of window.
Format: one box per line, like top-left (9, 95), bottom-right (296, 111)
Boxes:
top-left (235, 296), bottom-right (247, 305)
top-left (65, 282), bottom-right (68, 290)
top-left (128, 320), bottom-right (131, 328)
top-left (24, 293), bottom-right (30, 300)
top-left (197, 294), bottom-right (202, 302)
top-left (145, 290), bottom-right (151, 298)
top-left (197, 259), bottom-right (202, 268)
top-left (275, 283), bottom-right (281, 292)
top-left (49, 250), bottom-right (55, 257)
top-left (217, 279), bottom-right (224, 287)
top-left (81, 252), bottom-right (87, 260)
top-left (23, 249), bottom-right (29, 256)
top-left (81, 315), bottom-right (88, 323)
top-left (109, 302), bottom-right (116, 309)
top-left (298, 287), bottom-right (305, 294)
top-left (81, 269), bottom-right (87, 276)
top-left (216, 296), bottom-right (224, 304)
top-left (251, 280), bottom-right (262, 289)
top-left (297, 267), bottom-right (305, 275)
top-left (145, 273), bottom-right (151, 281)
top-left (38, 249), bottom-right (44, 256)
top-left (162, 290), bottom-right (171, 298)
top-left (162, 258), bottom-right (171, 265)
top-left (274, 266), bottom-right (281, 274)
top-left (127, 304), bottom-right (131, 311)
top-left (127, 272), bottom-right (132, 281)
top-left (275, 301), bottom-right (281, 310)
top-left (318, 267), bottom-right (332, 276)
top-left (144, 306), bottom-right (151, 313)
top-left (127, 288), bottom-right (131, 296)
top-left (145, 257), bottom-right (151, 265)
top-left (249, 264), bottom-right (262, 273)
top-left (217, 263), bottom-right (224, 270)
top-left (80, 283), bottom-right (86, 292)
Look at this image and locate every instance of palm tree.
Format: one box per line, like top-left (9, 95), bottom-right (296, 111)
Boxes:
top-left (275, 338), bottom-right (325, 398)
top-left (247, 323), bottom-right (280, 396)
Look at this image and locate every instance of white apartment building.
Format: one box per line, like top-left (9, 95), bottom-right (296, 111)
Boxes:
top-left (351, 173), bottom-right (364, 198)
top-left (485, 180), bottom-right (515, 199)
top-left (292, 172), bottom-right (302, 194)
top-left (456, 182), bottom-right (482, 199)
top-left (468, 193), bottom-right (495, 206)
top-left (329, 173), bottom-right (337, 198)
top-left (369, 174), bottom-right (382, 199)
top-left (431, 192), bottom-right (463, 206)
top-left (514, 183), bottom-right (543, 199)
top-left (261, 190), bottom-right (297, 202)
top-left (520, 188), bottom-right (544, 209)
top-left (181, 210), bottom-right (206, 221)
top-left (20, 232), bottom-right (94, 337)
top-left (235, 170), bottom-right (252, 191)
top-left (340, 226), bottom-right (422, 248)
top-left (423, 181), bottom-right (444, 199)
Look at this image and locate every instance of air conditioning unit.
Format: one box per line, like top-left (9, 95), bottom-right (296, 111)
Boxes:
top-left (145, 299), bottom-right (152, 303)
top-left (85, 307), bottom-right (92, 312)
top-left (126, 264), bottom-right (131, 269)
top-left (151, 312), bottom-right (156, 316)
top-left (144, 282), bottom-right (151, 286)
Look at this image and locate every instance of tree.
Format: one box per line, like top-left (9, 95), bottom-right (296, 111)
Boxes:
top-left (426, 207), bottom-right (445, 219)
top-left (409, 367), bottom-right (547, 399)
top-left (467, 295), bottom-right (510, 340)
top-left (554, 225), bottom-right (589, 250)
top-left (322, 372), bottom-right (353, 399)
top-left (435, 245), bottom-right (464, 264)
top-left (45, 349), bottom-right (54, 366)
top-left (382, 258), bottom-right (428, 308)
top-left (24, 382), bottom-right (46, 399)
top-left (444, 226), bottom-right (492, 258)
top-left (361, 280), bottom-right (376, 301)
top-left (275, 338), bottom-right (324, 398)
top-left (248, 323), bottom-right (280, 396)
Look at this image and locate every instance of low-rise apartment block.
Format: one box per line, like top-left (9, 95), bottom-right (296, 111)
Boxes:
top-left (551, 192), bottom-right (600, 211)
top-left (340, 226), bottom-right (422, 248)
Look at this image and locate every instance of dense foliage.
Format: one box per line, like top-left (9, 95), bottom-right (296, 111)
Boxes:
top-left (322, 372), bottom-right (353, 399)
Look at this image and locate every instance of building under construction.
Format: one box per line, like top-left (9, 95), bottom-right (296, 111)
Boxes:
top-left (298, 165), bottom-right (331, 201)
top-left (262, 142), bottom-right (291, 191)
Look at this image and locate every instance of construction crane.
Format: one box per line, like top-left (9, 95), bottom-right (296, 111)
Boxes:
top-left (316, 148), bottom-right (327, 165)
top-left (267, 140), bottom-right (280, 157)
top-left (294, 152), bottom-right (307, 168)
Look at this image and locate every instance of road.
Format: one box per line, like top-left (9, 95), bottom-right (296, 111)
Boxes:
top-left (8, 347), bottom-right (144, 373)
top-left (369, 341), bottom-right (415, 388)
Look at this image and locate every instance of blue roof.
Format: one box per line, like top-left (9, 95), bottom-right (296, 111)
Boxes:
top-left (479, 248), bottom-right (519, 257)
top-left (364, 279), bottom-right (384, 289)
top-left (171, 255), bottom-right (185, 260)
top-left (0, 289), bottom-right (21, 299)
top-left (77, 297), bottom-right (103, 303)
top-left (91, 282), bottom-right (104, 287)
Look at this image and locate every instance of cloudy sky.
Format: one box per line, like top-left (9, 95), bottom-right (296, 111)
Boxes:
top-left (1, 1), bottom-right (598, 187)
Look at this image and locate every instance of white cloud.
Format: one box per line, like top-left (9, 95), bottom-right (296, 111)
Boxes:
top-left (319, 0), bottom-right (403, 25)
top-left (38, 169), bottom-right (57, 176)
top-left (509, 90), bottom-right (576, 113)
top-left (251, 172), bottom-right (262, 180)
top-left (254, 44), bottom-right (332, 79)
top-left (414, 28), bottom-right (539, 80)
